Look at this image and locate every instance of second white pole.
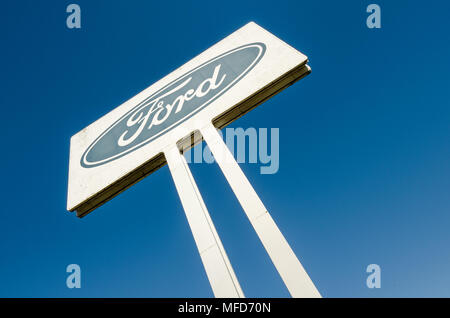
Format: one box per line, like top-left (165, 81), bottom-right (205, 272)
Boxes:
top-left (200, 123), bottom-right (321, 298)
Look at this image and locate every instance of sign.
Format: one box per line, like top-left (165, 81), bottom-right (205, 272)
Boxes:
top-left (67, 21), bottom-right (320, 298)
top-left (67, 22), bottom-right (310, 217)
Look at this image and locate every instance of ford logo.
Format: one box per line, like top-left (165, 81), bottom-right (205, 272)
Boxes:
top-left (81, 42), bottom-right (266, 168)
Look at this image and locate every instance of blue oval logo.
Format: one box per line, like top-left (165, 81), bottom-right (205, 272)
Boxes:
top-left (81, 42), bottom-right (266, 168)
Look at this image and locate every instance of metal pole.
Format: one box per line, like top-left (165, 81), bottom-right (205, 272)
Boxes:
top-left (200, 123), bottom-right (321, 298)
top-left (164, 144), bottom-right (244, 298)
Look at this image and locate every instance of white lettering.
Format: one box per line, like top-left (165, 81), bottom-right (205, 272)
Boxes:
top-left (117, 65), bottom-right (226, 147)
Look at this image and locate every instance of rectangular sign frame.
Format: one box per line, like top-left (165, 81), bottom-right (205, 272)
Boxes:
top-left (67, 22), bottom-right (310, 217)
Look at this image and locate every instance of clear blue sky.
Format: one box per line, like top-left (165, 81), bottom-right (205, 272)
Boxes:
top-left (0, 0), bottom-right (449, 297)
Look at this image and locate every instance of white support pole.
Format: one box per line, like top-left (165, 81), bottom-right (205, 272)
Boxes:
top-left (164, 144), bottom-right (244, 298)
top-left (200, 123), bottom-right (321, 298)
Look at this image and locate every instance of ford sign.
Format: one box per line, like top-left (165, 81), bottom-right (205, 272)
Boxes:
top-left (82, 43), bottom-right (265, 167)
top-left (68, 22), bottom-right (310, 217)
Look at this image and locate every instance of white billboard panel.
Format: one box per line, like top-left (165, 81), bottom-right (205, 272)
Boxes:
top-left (67, 22), bottom-right (310, 217)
